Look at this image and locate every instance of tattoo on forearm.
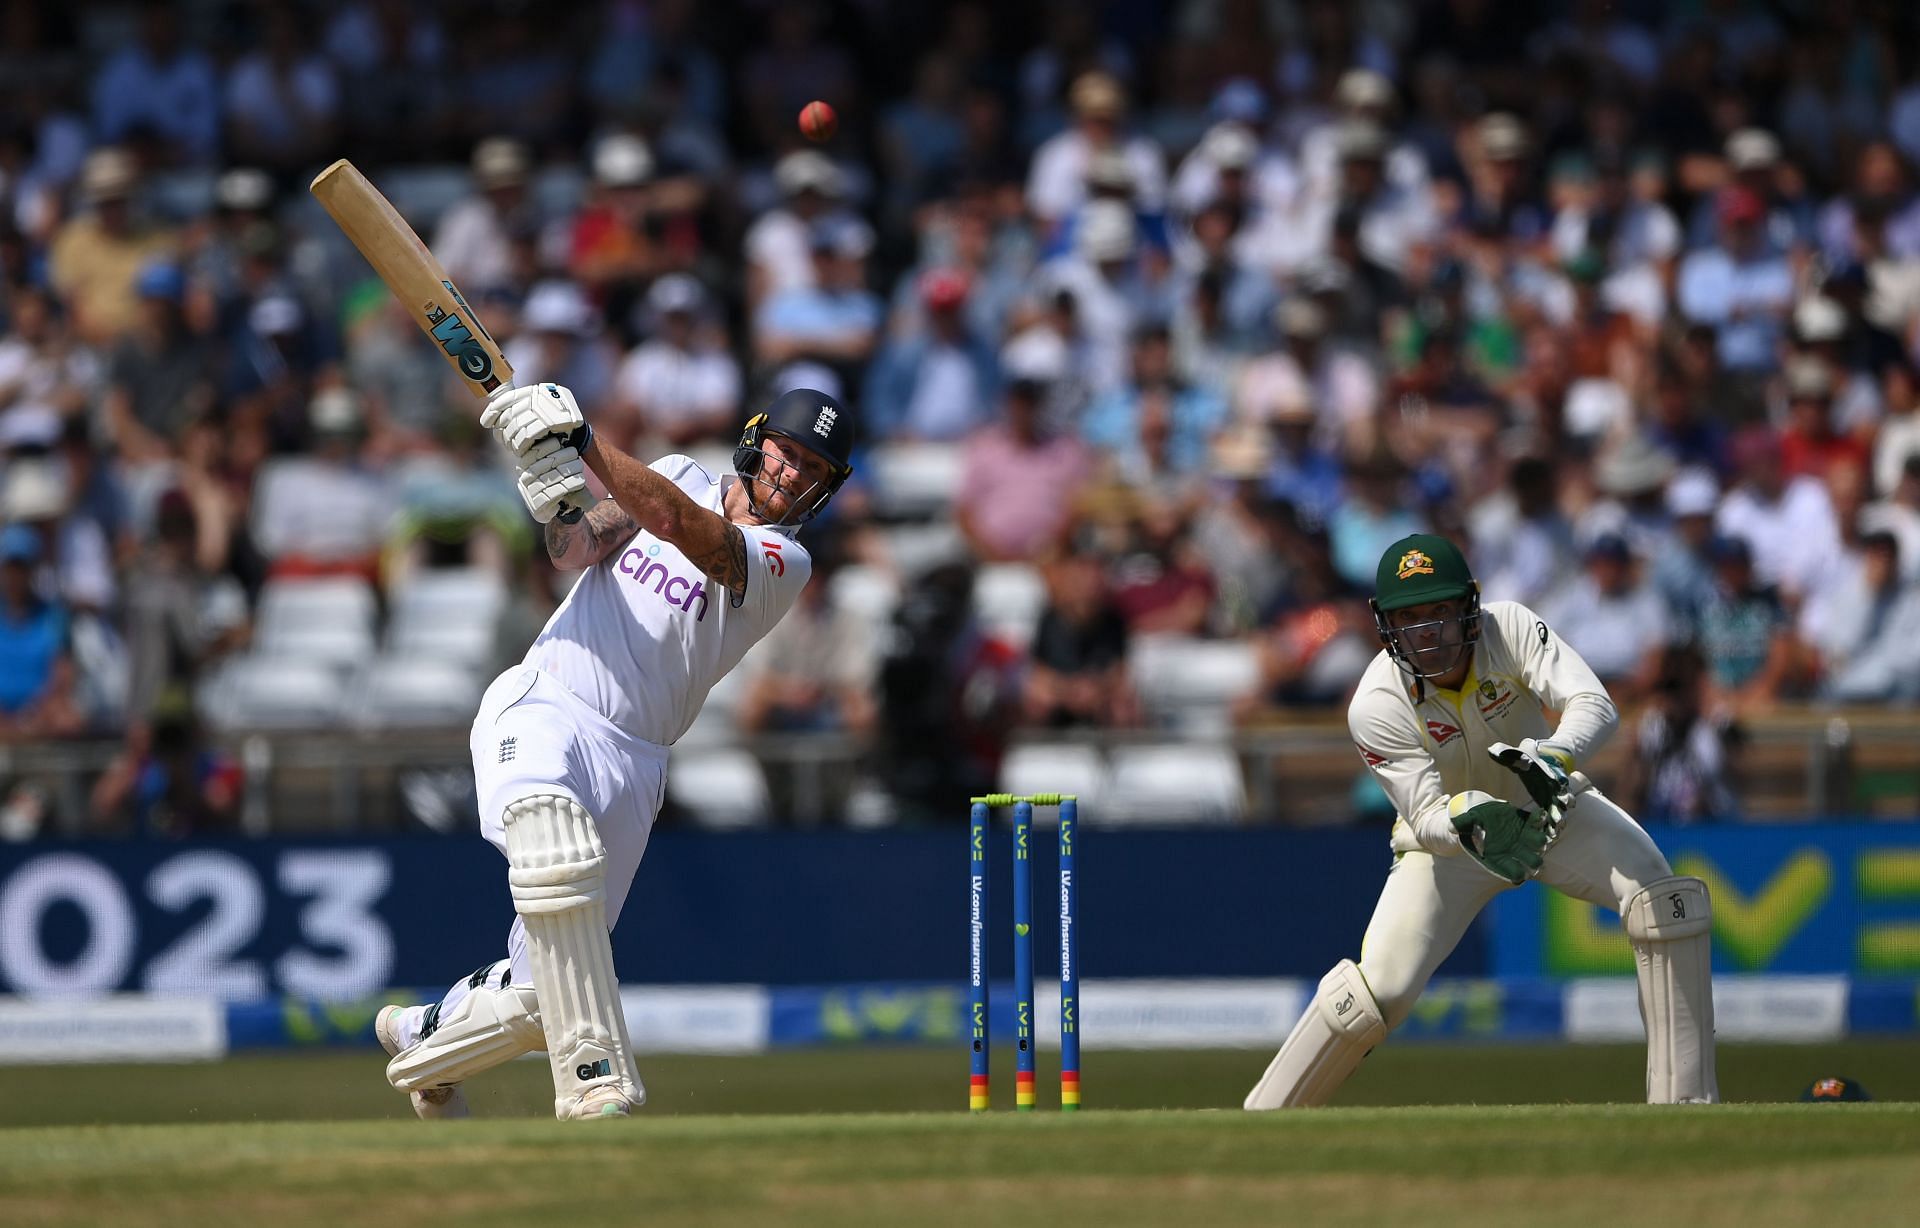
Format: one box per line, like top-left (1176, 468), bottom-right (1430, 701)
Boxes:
top-left (545, 499), bottom-right (638, 566)
top-left (686, 523), bottom-right (750, 608)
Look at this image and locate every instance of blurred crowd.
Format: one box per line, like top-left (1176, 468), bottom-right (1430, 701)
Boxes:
top-left (4, 0), bottom-right (1920, 833)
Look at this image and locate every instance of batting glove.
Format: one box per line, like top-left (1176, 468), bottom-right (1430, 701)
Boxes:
top-left (515, 434), bottom-right (588, 524)
top-left (482, 383), bottom-right (590, 456)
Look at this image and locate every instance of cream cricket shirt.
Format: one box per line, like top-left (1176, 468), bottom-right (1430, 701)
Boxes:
top-left (523, 454), bottom-right (812, 746)
top-left (1347, 601), bottom-right (1618, 857)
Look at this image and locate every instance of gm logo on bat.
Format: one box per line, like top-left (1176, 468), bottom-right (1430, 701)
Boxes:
top-left (424, 300), bottom-right (496, 385)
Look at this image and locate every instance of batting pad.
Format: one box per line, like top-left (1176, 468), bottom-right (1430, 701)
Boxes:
top-left (387, 983), bottom-right (543, 1090)
top-left (1624, 876), bottom-right (1718, 1104)
top-left (1244, 959), bottom-right (1386, 1109)
top-left (504, 794), bottom-right (645, 1118)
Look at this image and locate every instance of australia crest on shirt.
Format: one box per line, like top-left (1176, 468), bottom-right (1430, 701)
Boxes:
top-left (1475, 676), bottom-right (1518, 722)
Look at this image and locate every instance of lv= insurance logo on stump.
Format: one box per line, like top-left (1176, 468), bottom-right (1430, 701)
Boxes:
top-left (969, 794), bottom-right (1079, 1112)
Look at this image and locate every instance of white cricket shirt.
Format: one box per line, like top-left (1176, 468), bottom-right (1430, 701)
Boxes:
top-left (1347, 601), bottom-right (1618, 858)
top-left (523, 454), bottom-right (813, 746)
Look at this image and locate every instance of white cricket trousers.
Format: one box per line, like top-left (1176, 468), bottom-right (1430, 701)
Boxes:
top-left (466, 665), bottom-right (667, 988)
top-left (1359, 789), bottom-right (1672, 1029)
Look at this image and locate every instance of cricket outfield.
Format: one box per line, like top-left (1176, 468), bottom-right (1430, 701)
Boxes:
top-left (1, 1043), bottom-right (1915, 1227)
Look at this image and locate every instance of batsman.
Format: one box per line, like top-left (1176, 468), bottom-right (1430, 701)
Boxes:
top-left (1245, 534), bottom-right (1717, 1108)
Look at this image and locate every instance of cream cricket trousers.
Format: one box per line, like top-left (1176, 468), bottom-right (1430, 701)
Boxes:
top-left (1358, 789), bottom-right (1672, 1029)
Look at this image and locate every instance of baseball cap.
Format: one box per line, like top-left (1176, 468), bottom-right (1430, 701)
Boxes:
top-left (1373, 533), bottom-right (1476, 612)
top-left (1070, 71), bottom-right (1124, 118)
top-left (521, 280), bottom-right (593, 334)
top-left (1199, 123), bottom-right (1258, 171)
top-left (215, 167), bottom-right (274, 212)
top-left (136, 261), bottom-right (185, 302)
top-left (1726, 127), bottom-right (1782, 172)
top-left (1665, 468), bottom-right (1721, 518)
top-left (1587, 533), bottom-right (1632, 564)
top-left (1336, 68), bottom-right (1394, 112)
top-left (919, 268), bottom-right (969, 311)
top-left (1478, 113), bottom-right (1529, 161)
top-left (80, 148), bottom-right (137, 203)
top-left (593, 134), bottom-right (653, 187)
top-left (647, 273), bottom-right (705, 316)
top-left (774, 150), bottom-right (843, 198)
top-left (472, 136), bottom-right (530, 188)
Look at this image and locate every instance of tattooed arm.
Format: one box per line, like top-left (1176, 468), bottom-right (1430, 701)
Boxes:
top-left (578, 435), bottom-right (750, 607)
top-left (544, 497), bottom-right (639, 571)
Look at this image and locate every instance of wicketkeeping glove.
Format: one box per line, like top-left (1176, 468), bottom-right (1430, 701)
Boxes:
top-left (514, 433), bottom-right (588, 524)
top-left (1488, 738), bottom-right (1575, 847)
top-left (482, 383), bottom-right (591, 457)
top-left (1448, 790), bottom-right (1549, 886)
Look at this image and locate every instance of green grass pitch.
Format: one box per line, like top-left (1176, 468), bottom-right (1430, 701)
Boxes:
top-left (2, 1043), bottom-right (1916, 1227)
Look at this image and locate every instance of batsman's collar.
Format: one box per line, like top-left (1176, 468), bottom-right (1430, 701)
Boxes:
top-left (1374, 533), bottom-right (1475, 612)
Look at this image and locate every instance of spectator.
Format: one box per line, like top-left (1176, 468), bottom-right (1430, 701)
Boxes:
top-left (5, 456), bottom-right (114, 616)
top-left (955, 375), bottom-right (1092, 562)
top-left (1236, 522), bottom-right (1375, 711)
top-left (1802, 531), bottom-right (1920, 702)
top-left (1625, 643), bottom-right (1742, 825)
top-left (48, 149), bottom-right (177, 346)
top-left (1539, 534), bottom-right (1669, 696)
top-left (1021, 549), bottom-right (1139, 729)
top-left (89, 690), bottom-right (241, 838)
top-left (503, 280), bottom-right (618, 420)
top-left (864, 268), bottom-right (997, 442)
top-left (735, 554), bottom-right (877, 736)
top-left (1109, 499), bottom-right (1216, 637)
top-left (119, 490), bottom-right (247, 726)
top-left (0, 524), bottom-right (81, 742)
top-left (1081, 325), bottom-right (1229, 482)
top-left (224, 8), bottom-right (340, 174)
top-left (746, 151), bottom-right (853, 309)
top-left (1026, 71), bottom-right (1167, 232)
top-left (609, 275), bottom-right (740, 452)
top-left (1779, 357), bottom-right (1870, 481)
top-left (1030, 198), bottom-right (1163, 398)
top-left (1677, 186), bottom-right (1795, 375)
top-left (0, 285), bottom-right (97, 449)
top-left (1693, 535), bottom-right (1796, 714)
top-left (568, 134), bottom-right (659, 331)
top-left (1470, 456), bottom-right (1578, 607)
top-left (1651, 467), bottom-right (1724, 627)
top-left (249, 388), bottom-right (391, 581)
top-left (90, 4), bottom-right (220, 165)
top-left (754, 218), bottom-right (882, 393)
top-left (431, 137), bottom-right (534, 297)
top-left (1715, 426), bottom-right (1842, 602)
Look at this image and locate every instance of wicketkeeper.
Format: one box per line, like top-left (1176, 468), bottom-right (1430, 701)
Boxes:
top-left (374, 384), bottom-right (852, 1120)
top-left (1245, 534), bottom-right (1717, 1108)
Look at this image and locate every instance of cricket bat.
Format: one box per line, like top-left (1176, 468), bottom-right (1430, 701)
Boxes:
top-left (309, 158), bottom-right (582, 522)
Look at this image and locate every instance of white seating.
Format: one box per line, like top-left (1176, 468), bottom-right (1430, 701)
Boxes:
top-left (351, 657), bottom-right (485, 729)
top-left (865, 441), bottom-right (966, 519)
top-left (1130, 635), bottom-right (1262, 730)
top-left (998, 742), bottom-right (1106, 815)
top-left (828, 564), bottom-right (901, 631)
top-left (255, 577), bottom-right (379, 671)
top-left (387, 567), bottom-right (507, 664)
top-left (879, 522), bottom-right (968, 572)
top-left (199, 655), bottom-right (347, 731)
top-left (1102, 744), bottom-right (1246, 825)
top-left (667, 748), bottom-right (773, 829)
top-left (974, 563), bottom-right (1048, 649)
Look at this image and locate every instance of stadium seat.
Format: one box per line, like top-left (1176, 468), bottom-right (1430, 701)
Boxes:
top-left (1129, 636), bottom-right (1262, 732)
top-left (865, 442), bottom-right (966, 520)
top-left (1102, 744), bottom-right (1247, 825)
top-left (667, 748), bottom-right (773, 829)
top-left (351, 657), bottom-right (485, 729)
top-left (374, 163), bottom-right (473, 231)
top-left (880, 522), bottom-right (968, 572)
top-left (387, 567), bottom-right (507, 664)
top-left (999, 742), bottom-right (1106, 815)
top-left (974, 563), bottom-right (1048, 649)
top-left (828, 564), bottom-right (901, 631)
top-left (198, 655), bottom-right (347, 731)
top-left (255, 578), bottom-right (379, 672)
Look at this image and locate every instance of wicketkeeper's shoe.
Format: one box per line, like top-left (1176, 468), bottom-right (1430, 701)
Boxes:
top-left (376, 1004), bottom-right (471, 1120)
top-left (560, 1083), bottom-right (638, 1120)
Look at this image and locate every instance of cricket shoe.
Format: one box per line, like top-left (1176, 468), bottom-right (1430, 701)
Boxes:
top-left (376, 1004), bottom-right (471, 1120)
top-left (559, 1083), bottom-right (640, 1121)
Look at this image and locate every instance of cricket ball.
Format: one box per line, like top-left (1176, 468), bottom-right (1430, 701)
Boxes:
top-left (799, 100), bottom-right (837, 143)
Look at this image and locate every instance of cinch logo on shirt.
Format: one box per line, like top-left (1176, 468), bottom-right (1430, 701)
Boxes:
top-left (618, 544), bottom-right (711, 620)
top-left (1425, 720), bottom-right (1462, 745)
